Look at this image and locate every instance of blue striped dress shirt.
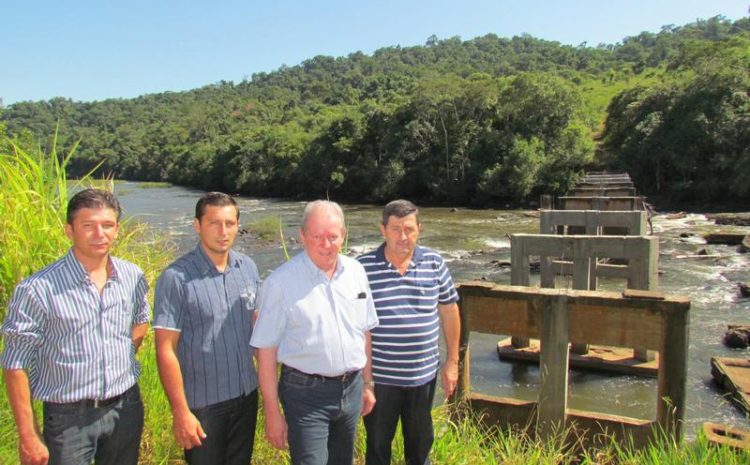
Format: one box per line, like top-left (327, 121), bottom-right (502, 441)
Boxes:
top-left (357, 244), bottom-right (459, 387)
top-left (0, 249), bottom-right (150, 402)
top-left (153, 245), bottom-right (260, 409)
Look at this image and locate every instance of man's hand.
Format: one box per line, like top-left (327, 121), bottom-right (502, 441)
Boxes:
top-left (441, 359), bottom-right (459, 400)
top-left (172, 410), bottom-right (206, 449)
top-left (361, 383), bottom-right (376, 416)
top-left (265, 410), bottom-right (288, 450)
top-left (18, 432), bottom-right (49, 465)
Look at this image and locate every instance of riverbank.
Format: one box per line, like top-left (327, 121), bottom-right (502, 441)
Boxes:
top-left (2, 157), bottom-right (749, 462)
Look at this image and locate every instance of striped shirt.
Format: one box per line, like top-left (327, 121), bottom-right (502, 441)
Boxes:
top-left (153, 245), bottom-right (260, 409)
top-left (357, 244), bottom-right (459, 387)
top-left (0, 249), bottom-right (150, 402)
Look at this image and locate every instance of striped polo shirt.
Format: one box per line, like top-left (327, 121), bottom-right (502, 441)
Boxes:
top-left (153, 245), bottom-right (260, 409)
top-left (357, 244), bottom-right (459, 387)
top-left (0, 249), bottom-right (150, 402)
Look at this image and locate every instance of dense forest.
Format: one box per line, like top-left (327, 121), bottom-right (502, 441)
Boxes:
top-left (2, 15), bottom-right (749, 206)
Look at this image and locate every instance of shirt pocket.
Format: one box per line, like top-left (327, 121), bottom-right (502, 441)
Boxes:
top-left (240, 285), bottom-right (258, 312)
top-left (340, 297), bottom-right (370, 332)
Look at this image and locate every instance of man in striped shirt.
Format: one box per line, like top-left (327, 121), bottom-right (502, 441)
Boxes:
top-left (1, 189), bottom-right (150, 465)
top-left (154, 192), bottom-right (261, 465)
top-left (357, 199), bottom-right (460, 465)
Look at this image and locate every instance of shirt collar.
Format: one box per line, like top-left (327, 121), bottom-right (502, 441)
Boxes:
top-left (193, 243), bottom-right (240, 276)
top-left (376, 242), bottom-right (423, 270)
top-left (300, 250), bottom-right (344, 280)
top-left (63, 248), bottom-right (120, 285)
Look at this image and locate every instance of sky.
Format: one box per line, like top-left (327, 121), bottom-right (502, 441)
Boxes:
top-left (2, 0), bottom-right (748, 105)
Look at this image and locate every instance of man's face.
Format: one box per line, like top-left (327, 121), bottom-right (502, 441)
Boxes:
top-left (65, 207), bottom-right (120, 261)
top-left (193, 204), bottom-right (239, 256)
top-left (300, 209), bottom-right (345, 272)
top-left (380, 213), bottom-right (421, 259)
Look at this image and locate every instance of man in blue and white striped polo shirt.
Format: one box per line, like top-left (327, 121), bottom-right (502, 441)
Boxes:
top-left (154, 192), bottom-right (261, 465)
top-left (357, 199), bottom-right (460, 465)
top-left (2, 188), bottom-right (150, 465)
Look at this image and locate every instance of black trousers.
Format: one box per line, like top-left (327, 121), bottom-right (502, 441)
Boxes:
top-left (184, 390), bottom-right (258, 465)
top-left (364, 378), bottom-right (437, 465)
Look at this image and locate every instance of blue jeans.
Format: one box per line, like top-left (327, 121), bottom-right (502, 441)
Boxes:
top-left (184, 390), bottom-right (258, 465)
top-left (279, 366), bottom-right (363, 465)
top-left (364, 378), bottom-right (437, 465)
top-left (43, 384), bottom-right (144, 465)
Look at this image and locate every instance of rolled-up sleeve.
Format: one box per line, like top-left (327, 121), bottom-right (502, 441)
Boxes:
top-left (249, 278), bottom-right (287, 348)
top-left (153, 268), bottom-right (185, 331)
top-left (0, 282), bottom-right (46, 369)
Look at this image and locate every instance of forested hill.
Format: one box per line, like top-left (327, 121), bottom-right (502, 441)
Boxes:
top-left (2, 15), bottom-right (749, 206)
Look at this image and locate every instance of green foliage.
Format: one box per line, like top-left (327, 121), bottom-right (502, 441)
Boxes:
top-left (602, 33), bottom-right (750, 203)
top-left (2, 15), bottom-right (748, 205)
top-left (0, 133), bottom-right (72, 314)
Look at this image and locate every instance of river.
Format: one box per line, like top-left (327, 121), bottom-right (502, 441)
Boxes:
top-left (114, 182), bottom-right (750, 436)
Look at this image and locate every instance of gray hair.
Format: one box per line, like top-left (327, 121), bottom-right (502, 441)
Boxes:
top-left (381, 199), bottom-right (419, 226)
top-left (301, 200), bottom-right (345, 231)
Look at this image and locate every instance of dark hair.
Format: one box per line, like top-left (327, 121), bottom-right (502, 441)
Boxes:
top-left (195, 192), bottom-right (239, 221)
top-left (67, 188), bottom-right (122, 224)
top-left (381, 199), bottom-right (419, 226)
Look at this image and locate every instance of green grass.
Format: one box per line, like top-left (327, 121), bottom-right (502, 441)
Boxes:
top-left (2, 133), bottom-right (749, 464)
top-left (247, 215), bottom-right (284, 241)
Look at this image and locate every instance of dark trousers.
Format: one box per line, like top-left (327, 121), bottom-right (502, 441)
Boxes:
top-left (43, 384), bottom-right (144, 465)
top-left (184, 390), bottom-right (259, 465)
top-left (364, 378), bottom-right (437, 465)
top-left (279, 366), bottom-right (363, 465)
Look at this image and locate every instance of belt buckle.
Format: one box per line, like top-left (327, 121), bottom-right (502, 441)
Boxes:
top-left (93, 398), bottom-right (100, 408)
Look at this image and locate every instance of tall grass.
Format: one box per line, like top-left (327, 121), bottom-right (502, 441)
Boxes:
top-left (0, 134), bottom-right (74, 315)
top-left (2, 134), bottom-right (749, 464)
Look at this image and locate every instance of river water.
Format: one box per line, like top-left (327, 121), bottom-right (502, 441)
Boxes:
top-left (114, 182), bottom-right (750, 436)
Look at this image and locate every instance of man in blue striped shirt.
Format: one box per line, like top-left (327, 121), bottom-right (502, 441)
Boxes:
top-left (154, 192), bottom-right (261, 465)
top-left (357, 199), bottom-right (460, 465)
top-left (1, 189), bottom-right (150, 465)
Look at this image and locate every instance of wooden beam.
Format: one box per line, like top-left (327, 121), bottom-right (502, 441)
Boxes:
top-left (538, 293), bottom-right (570, 438)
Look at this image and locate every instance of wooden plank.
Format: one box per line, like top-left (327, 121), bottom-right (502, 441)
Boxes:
top-left (540, 210), bottom-right (646, 234)
top-left (569, 187), bottom-right (637, 197)
top-left (463, 295), bottom-right (541, 337)
top-left (568, 303), bottom-right (662, 348)
top-left (497, 338), bottom-right (659, 377)
top-left (704, 422), bottom-right (750, 450)
top-left (711, 357), bottom-right (750, 415)
top-left (559, 196), bottom-right (644, 211)
top-left (512, 234), bottom-right (657, 262)
top-left (551, 260), bottom-right (631, 279)
top-left (658, 304), bottom-right (690, 440)
top-left (510, 235), bottom-right (531, 348)
top-left (458, 285), bottom-right (685, 349)
top-left (538, 294), bottom-right (569, 437)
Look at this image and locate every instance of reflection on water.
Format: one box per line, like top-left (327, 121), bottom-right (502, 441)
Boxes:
top-left (115, 183), bottom-right (750, 436)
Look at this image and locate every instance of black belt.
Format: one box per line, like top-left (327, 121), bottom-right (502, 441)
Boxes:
top-left (45, 385), bottom-right (135, 409)
top-left (283, 365), bottom-right (360, 383)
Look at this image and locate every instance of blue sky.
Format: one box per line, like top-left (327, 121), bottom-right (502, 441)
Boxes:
top-left (2, 0), bottom-right (747, 105)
